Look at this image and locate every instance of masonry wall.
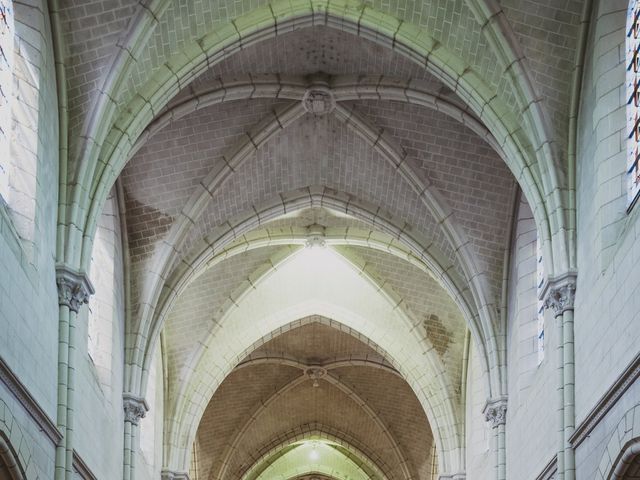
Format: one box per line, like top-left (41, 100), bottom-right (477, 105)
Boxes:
top-left (74, 190), bottom-right (126, 479)
top-left (138, 345), bottom-right (164, 480)
top-left (504, 196), bottom-right (557, 479)
top-left (465, 341), bottom-right (491, 480)
top-left (0, 1), bottom-right (60, 478)
top-left (574, 0), bottom-right (640, 476)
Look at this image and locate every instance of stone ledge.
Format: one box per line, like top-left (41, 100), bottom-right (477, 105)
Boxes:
top-left (73, 450), bottom-right (97, 480)
top-left (570, 350), bottom-right (640, 448)
top-left (0, 354), bottom-right (61, 446)
top-left (536, 455), bottom-right (557, 480)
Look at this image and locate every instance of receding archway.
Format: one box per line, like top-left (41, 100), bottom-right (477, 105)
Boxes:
top-left (189, 316), bottom-right (439, 480)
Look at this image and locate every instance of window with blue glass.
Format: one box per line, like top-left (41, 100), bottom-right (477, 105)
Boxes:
top-left (628, 0), bottom-right (640, 209)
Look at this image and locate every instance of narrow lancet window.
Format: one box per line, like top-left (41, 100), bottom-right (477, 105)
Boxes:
top-left (0, 1), bottom-right (13, 204)
top-left (627, 0), bottom-right (640, 209)
top-left (536, 236), bottom-right (545, 364)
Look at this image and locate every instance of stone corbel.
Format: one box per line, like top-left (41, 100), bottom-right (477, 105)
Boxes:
top-left (483, 396), bottom-right (508, 428)
top-left (539, 271), bottom-right (577, 318)
top-left (123, 393), bottom-right (149, 426)
top-left (161, 470), bottom-right (190, 480)
top-left (56, 265), bottom-right (95, 313)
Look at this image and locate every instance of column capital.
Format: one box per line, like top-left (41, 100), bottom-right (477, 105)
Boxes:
top-left (56, 265), bottom-right (94, 313)
top-left (161, 470), bottom-right (190, 480)
top-left (540, 271), bottom-right (577, 318)
top-left (123, 393), bottom-right (148, 426)
top-left (438, 473), bottom-right (466, 480)
top-left (483, 396), bottom-right (508, 428)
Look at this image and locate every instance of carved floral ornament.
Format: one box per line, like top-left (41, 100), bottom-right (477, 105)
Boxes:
top-left (540, 273), bottom-right (577, 318)
top-left (123, 393), bottom-right (149, 425)
top-left (56, 266), bottom-right (95, 313)
top-left (483, 397), bottom-right (508, 428)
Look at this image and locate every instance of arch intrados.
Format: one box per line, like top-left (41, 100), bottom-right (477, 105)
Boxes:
top-left (236, 355), bottom-right (401, 378)
top-left (172, 245), bottom-right (451, 418)
top-left (212, 366), bottom-right (410, 480)
top-left (129, 74), bottom-right (495, 160)
top-left (129, 96), bottom-right (495, 375)
top-left (236, 314), bottom-right (401, 374)
top-left (129, 77), bottom-right (500, 292)
top-left (241, 426), bottom-right (388, 480)
top-left (120, 75), bottom-right (506, 344)
top-left (166, 248), bottom-right (459, 473)
top-left (139, 191), bottom-right (491, 397)
top-left (120, 87), bottom-right (499, 384)
top-left (0, 434), bottom-right (25, 480)
top-left (77, 2), bottom-right (557, 280)
top-left (609, 437), bottom-right (640, 479)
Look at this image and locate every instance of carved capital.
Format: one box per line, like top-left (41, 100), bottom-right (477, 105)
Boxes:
top-left (483, 397), bottom-right (508, 428)
top-left (56, 265), bottom-right (95, 313)
top-left (541, 272), bottom-right (577, 318)
top-left (161, 470), bottom-right (190, 480)
top-left (123, 393), bottom-right (148, 426)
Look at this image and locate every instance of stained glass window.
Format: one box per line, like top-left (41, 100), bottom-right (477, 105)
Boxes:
top-left (627, 0), bottom-right (640, 209)
top-left (536, 237), bottom-right (545, 365)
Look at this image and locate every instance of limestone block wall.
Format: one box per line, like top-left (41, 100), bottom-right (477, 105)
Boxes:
top-left (465, 341), bottom-right (491, 480)
top-left (574, 0), bottom-right (640, 476)
top-left (74, 190), bottom-right (126, 479)
top-left (0, 1), bottom-right (60, 478)
top-left (504, 196), bottom-right (557, 479)
top-left (0, 392), bottom-right (54, 479)
top-left (137, 345), bottom-right (164, 480)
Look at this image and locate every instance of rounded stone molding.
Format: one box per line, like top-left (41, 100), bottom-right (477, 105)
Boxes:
top-left (596, 403), bottom-right (640, 479)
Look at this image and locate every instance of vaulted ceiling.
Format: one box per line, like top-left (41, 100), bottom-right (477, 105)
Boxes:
top-left (64, 0), bottom-right (584, 477)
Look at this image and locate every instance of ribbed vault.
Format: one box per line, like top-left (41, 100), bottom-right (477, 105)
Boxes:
top-left (192, 318), bottom-right (437, 480)
top-left (54, 2), bottom-right (585, 478)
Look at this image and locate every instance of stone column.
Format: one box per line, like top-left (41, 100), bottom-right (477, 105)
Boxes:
top-left (484, 396), bottom-right (507, 480)
top-left (542, 273), bottom-right (576, 480)
top-left (55, 266), bottom-right (94, 480)
top-left (123, 393), bottom-right (149, 480)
